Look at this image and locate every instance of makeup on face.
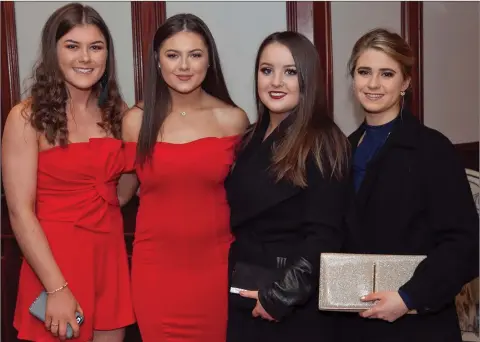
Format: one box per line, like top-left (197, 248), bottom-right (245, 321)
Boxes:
top-left (257, 43), bottom-right (300, 116)
top-left (57, 24), bottom-right (107, 91)
top-left (353, 48), bottom-right (409, 120)
top-left (158, 31), bottom-right (209, 94)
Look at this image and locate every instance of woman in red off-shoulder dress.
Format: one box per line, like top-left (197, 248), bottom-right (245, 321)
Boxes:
top-left (2, 4), bottom-right (137, 341)
top-left (121, 14), bottom-right (249, 342)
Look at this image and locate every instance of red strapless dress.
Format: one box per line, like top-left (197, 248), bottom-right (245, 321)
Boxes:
top-left (125, 136), bottom-right (238, 342)
top-left (13, 138), bottom-right (135, 342)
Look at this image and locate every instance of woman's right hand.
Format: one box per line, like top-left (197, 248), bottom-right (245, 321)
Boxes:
top-left (45, 287), bottom-right (83, 340)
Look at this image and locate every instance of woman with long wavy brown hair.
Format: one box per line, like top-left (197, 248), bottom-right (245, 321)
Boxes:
top-left (2, 3), bottom-right (136, 341)
top-left (225, 31), bottom-right (350, 342)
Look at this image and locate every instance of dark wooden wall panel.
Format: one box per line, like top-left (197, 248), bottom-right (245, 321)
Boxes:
top-left (401, 1), bottom-right (424, 122)
top-left (131, 1), bottom-right (166, 104)
top-left (1, 1), bottom-right (20, 135)
top-left (286, 1), bottom-right (333, 118)
top-left (1, 2), bottom-right (21, 342)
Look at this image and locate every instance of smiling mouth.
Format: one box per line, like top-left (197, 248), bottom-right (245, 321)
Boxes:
top-left (176, 75), bottom-right (193, 81)
top-left (269, 91), bottom-right (287, 100)
top-left (364, 93), bottom-right (384, 101)
top-left (73, 68), bottom-right (94, 74)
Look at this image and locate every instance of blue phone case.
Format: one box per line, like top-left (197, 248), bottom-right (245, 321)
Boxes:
top-left (29, 291), bottom-right (84, 339)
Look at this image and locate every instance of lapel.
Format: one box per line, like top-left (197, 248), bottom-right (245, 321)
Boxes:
top-left (349, 109), bottom-right (421, 213)
top-left (226, 115), bottom-right (301, 228)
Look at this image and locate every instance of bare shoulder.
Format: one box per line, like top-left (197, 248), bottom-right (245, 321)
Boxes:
top-left (5, 99), bottom-right (34, 130)
top-left (213, 104), bottom-right (250, 136)
top-left (122, 103), bottom-right (144, 142)
top-left (2, 99), bottom-right (38, 152)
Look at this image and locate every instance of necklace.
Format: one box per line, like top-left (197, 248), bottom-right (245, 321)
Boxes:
top-left (180, 111), bottom-right (187, 117)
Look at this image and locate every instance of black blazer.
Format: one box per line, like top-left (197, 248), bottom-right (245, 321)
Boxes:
top-left (226, 115), bottom-right (348, 273)
top-left (225, 115), bottom-right (349, 341)
top-left (338, 110), bottom-right (479, 342)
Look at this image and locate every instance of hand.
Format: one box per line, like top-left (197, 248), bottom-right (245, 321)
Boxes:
top-left (239, 290), bottom-right (277, 322)
top-left (359, 291), bottom-right (409, 323)
top-left (45, 286), bottom-right (83, 340)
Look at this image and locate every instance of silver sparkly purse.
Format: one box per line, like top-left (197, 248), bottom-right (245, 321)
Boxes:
top-left (318, 253), bottom-right (426, 312)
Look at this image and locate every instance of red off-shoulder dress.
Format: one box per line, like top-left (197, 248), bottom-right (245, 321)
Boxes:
top-left (125, 136), bottom-right (238, 342)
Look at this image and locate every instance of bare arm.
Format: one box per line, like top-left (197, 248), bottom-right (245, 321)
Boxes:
top-left (122, 103), bottom-right (143, 143)
top-left (117, 173), bottom-right (138, 207)
top-left (116, 104), bottom-right (144, 205)
top-left (2, 103), bottom-right (66, 292)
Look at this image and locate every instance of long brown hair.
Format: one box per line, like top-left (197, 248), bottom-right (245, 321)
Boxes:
top-left (26, 3), bottom-right (124, 146)
top-left (137, 13), bottom-right (237, 165)
top-left (245, 31), bottom-right (350, 187)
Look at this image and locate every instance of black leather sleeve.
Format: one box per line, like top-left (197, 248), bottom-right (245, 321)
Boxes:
top-left (258, 257), bottom-right (314, 320)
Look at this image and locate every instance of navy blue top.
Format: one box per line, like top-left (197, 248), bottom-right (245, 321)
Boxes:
top-left (353, 119), bottom-right (397, 192)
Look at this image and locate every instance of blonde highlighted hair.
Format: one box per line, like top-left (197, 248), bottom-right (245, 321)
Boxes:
top-left (348, 28), bottom-right (414, 80)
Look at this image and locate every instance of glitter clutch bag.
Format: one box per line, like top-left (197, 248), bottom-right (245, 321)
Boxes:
top-left (318, 253), bottom-right (426, 312)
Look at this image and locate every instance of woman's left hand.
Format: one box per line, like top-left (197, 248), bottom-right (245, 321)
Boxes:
top-left (239, 290), bottom-right (277, 322)
top-left (359, 291), bottom-right (409, 322)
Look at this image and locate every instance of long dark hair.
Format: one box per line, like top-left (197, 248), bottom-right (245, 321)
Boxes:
top-left (137, 13), bottom-right (236, 165)
top-left (245, 31), bottom-right (350, 187)
top-left (25, 3), bottom-right (123, 146)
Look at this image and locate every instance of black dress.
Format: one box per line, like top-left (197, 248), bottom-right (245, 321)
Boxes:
top-left (225, 116), bottom-right (349, 342)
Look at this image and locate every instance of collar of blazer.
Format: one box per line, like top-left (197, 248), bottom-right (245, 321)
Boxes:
top-left (346, 108), bottom-right (423, 216)
top-left (227, 113), bottom-right (301, 229)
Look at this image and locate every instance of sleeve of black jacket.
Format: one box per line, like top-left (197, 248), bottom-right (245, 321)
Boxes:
top-left (258, 159), bottom-right (350, 320)
top-left (399, 131), bottom-right (479, 314)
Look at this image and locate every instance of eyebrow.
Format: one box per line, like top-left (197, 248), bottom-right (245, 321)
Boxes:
top-left (164, 48), bottom-right (204, 53)
top-left (260, 62), bottom-right (296, 68)
top-left (357, 66), bottom-right (397, 73)
top-left (64, 39), bottom-right (105, 45)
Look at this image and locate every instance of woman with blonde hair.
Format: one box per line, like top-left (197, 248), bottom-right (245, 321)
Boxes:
top-left (338, 28), bottom-right (478, 342)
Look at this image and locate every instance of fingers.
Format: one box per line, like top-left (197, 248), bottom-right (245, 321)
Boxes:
top-left (76, 304), bottom-right (84, 317)
top-left (252, 308), bottom-right (274, 321)
top-left (239, 290), bottom-right (259, 300)
top-left (45, 315), bottom-right (53, 331)
top-left (262, 311), bottom-right (276, 321)
top-left (361, 292), bottom-right (383, 302)
top-left (58, 320), bottom-right (68, 341)
top-left (50, 320), bottom-right (60, 337)
top-left (70, 317), bottom-right (81, 338)
top-left (360, 306), bottom-right (377, 318)
top-left (251, 302), bottom-right (276, 322)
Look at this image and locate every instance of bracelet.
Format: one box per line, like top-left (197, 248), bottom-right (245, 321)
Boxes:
top-left (46, 282), bottom-right (68, 295)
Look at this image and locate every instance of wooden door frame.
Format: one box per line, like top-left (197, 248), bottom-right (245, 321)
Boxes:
top-left (286, 1), bottom-right (424, 122)
top-left (286, 1), bottom-right (333, 118)
top-left (131, 1), bottom-right (166, 104)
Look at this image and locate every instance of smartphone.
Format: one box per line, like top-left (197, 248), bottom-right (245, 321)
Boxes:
top-left (29, 291), bottom-right (84, 339)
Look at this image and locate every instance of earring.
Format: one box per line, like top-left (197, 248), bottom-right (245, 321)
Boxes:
top-left (400, 91), bottom-right (406, 96)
